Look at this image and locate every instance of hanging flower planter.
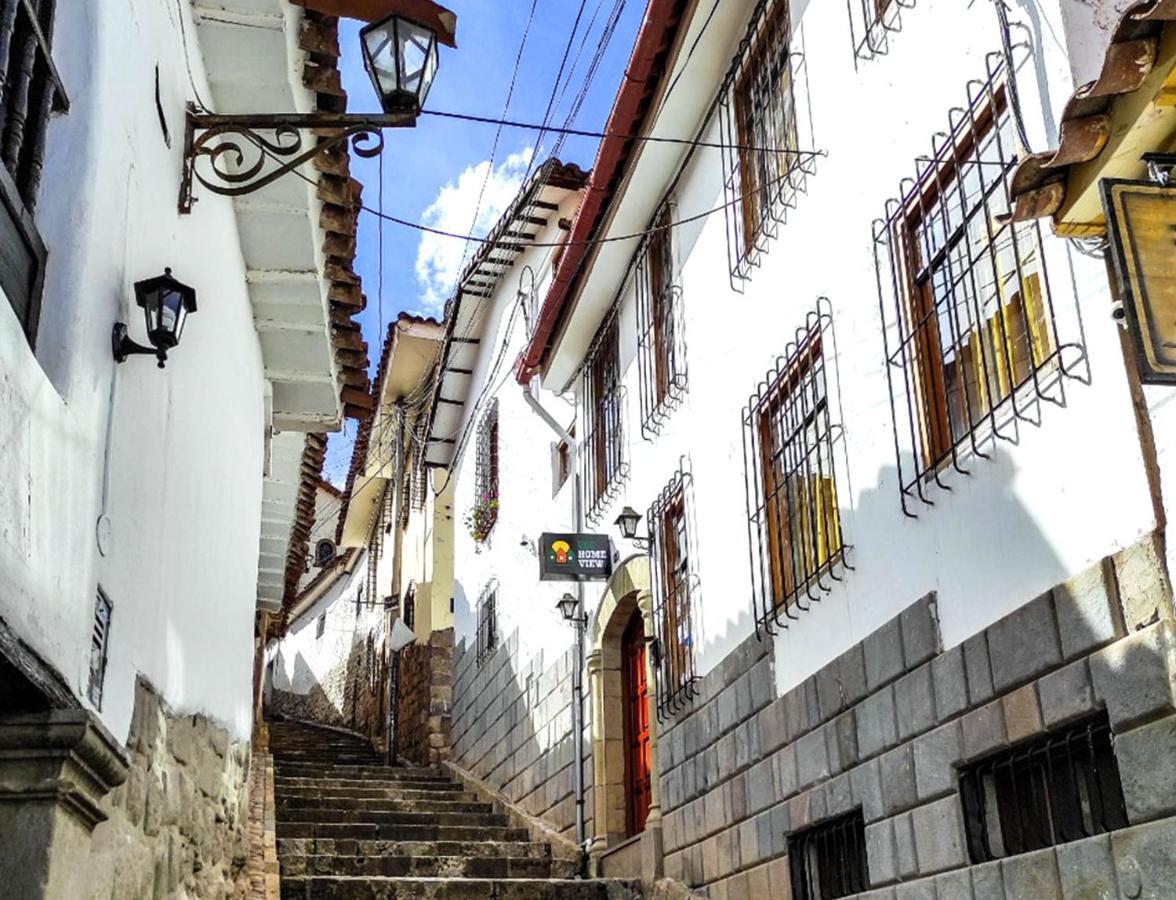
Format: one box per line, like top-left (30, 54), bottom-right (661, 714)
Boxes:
top-left (464, 496), bottom-right (498, 543)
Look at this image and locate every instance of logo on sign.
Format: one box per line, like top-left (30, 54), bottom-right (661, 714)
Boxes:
top-left (549, 539), bottom-right (573, 565)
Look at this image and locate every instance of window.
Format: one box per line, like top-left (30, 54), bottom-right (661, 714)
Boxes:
top-left (960, 713), bottom-right (1127, 863)
top-left (648, 460), bottom-right (699, 720)
top-left (636, 203), bottom-right (687, 437)
top-left (476, 583), bottom-right (498, 665)
top-left (743, 300), bottom-right (846, 633)
top-left (848, 0), bottom-right (908, 62)
top-left (316, 613), bottom-right (326, 639)
top-left (88, 590), bottom-right (112, 709)
top-left (874, 56), bottom-right (1073, 515)
top-left (581, 311), bottom-right (627, 523)
top-left (0, 0), bottom-right (66, 346)
top-left (788, 810), bottom-right (868, 900)
top-left (315, 539), bottom-right (336, 567)
top-left (553, 423), bottom-right (575, 494)
top-left (471, 398), bottom-right (499, 541)
top-left (719, 0), bottom-right (815, 282)
top-left (403, 582), bottom-right (416, 632)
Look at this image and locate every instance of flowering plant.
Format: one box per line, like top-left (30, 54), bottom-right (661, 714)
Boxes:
top-left (464, 496), bottom-right (498, 542)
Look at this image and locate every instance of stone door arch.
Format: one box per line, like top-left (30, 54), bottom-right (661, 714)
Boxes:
top-left (586, 554), bottom-right (664, 877)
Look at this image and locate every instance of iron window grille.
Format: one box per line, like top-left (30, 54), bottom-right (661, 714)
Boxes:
top-left (635, 202), bottom-right (688, 438)
top-left (472, 398), bottom-right (499, 540)
top-left (88, 590), bottom-right (112, 709)
top-left (399, 467), bottom-right (412, 530)
top-left (960, 713), bottom-right (1128, 863)
top-left (648, 459), bottom-right (701, 720)
top-left (874, 52), bottom-right (1082, 517)
top-left (553, 423), bottom-right (575, 496)
top-left (403, 582), bottom-right (416, 631)
top-left (742, 298), bottom-right (849, 636)
top-left (788, 810), bottom-right (868, 900)
top-left (411, 414), bottom-right (429, 511)
top-left (315, 539), bottom-right (336, 567)
top-left (0, 0), bottom-right (67, 346)
top-left (719, 0), bottom-right (817, 287)
top-left (848, 0), bottom-right (914, 64)
top-left (476, 582), bottom-right (498, 665)
top-left (580, 308), bottom-right (629, 525)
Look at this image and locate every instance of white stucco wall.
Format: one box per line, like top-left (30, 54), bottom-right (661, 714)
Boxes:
top-left (534, 0), bottom-right (1161, 699)
top-left (0, 0), bottom-right (275, 741)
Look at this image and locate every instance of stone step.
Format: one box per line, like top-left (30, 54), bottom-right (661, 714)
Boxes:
top-left (276, 822), bottom-right (533, 843)
top-left (276, 797), bottom-right (494, 816)
top-left (274, 764), bottom-right (449, 781)
top-left (279, 877), bottom-right (643, 900)
top-left (275, 785), bottom-right (473, 803)
top-left (274, 776), bottom-right (457, 793)
top-left (277, 808), bottom-right (509, 828)
top-left (276, 839), bottom-right (555, 862)
top-left (279, 854), bottom-right (563, 879)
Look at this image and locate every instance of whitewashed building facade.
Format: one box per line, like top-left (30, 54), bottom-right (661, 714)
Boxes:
top-left (447, 0), bottom-right (1176, 896)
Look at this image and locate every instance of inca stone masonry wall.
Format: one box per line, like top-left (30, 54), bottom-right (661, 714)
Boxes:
top-left (451, 627), bottom-right (593, 839)
top-left (657, 533), bottom-right (1176, 898)
top-left (85, 677), bottom-right (250, 900)
top-left (397, 627), bottom-right (454, 766)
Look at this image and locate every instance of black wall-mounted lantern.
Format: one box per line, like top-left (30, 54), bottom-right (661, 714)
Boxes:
top-left (361, 13), bottom-right (440, 116)
top-left (557, 592), bottom-right (580, 622)
top-left (614, 506), bottom-right (650, 549)
top-left (113, 268), bottom-right (197, 368)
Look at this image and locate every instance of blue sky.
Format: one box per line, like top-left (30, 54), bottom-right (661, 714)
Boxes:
top-left (323, 1), bottom-right (645, 484)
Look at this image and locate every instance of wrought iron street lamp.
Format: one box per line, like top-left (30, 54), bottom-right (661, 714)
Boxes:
top-left (557, 592), bottom-right (584, 623)
top-left (113, 269), bottom-right (197, 368)
top-left (179, 2), bottom-right (457, 213)
top-left (614, 506), bottom-right (650, 549)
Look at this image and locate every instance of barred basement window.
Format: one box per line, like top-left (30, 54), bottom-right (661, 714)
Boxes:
top-left (648, 459), bottom-right (700, 720)
top-left (960, 713), bottom-right (1128, 863)
top-left (788, 810), bottom-right (868, 900)
top-left (636, 203), bottom-right (687, 438)
top-left (719, 0), bottom-right (817, 284)
top-left (581, 309), bottom-right (628, 523)
top-left (874, 53), bottom-right (1079, 516)
top-left (743, 299), bottom-right (847, 634)
top-left (471, 398), bottom-right (499, 541)
top-left (0, 0), bottom-right (68, 347)
top-left (476, 583), bottom-right (498, 665)
top-left (848, 0), bottom-right (913, 63)
top-left (88, 590), bottom-right (112, 709)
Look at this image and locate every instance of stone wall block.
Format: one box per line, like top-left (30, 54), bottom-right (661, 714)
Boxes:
top-left (961, 701), bottom-right (1007, 760)
top-left (796, 726), bottom-right (830, 789)
top-left (970, 860), bottom-right (1003, 900)
top-left (879, 743), bottom-right (917, 816)
top-left (932, 645), bottom-right (968, 722)
top-left (1113, 532), bottom-right (1174, 632)
top-left (837, 643), bottom-right (869, 707)
top-left (784, 680), bottom-right (817, 744)
top-left (865, 618), bottom-right (906, 692)
top-left (1113, 714), bottom-right (1176, 823)
top-left (902, 593), bottom-right (942, 669)
top-left (1054, 557), bottom-right (1123, 661)
top-left (1089, 621), bottom-right (1176, 731)
top-left (1111, 817), bottom-right (1176, 898)
top-left (758, 696), bottom-right (789, 755)
top-left (1037, 658), bottom-right (1096, 729)
top-left (824, 772), bottom-right (853, 818)
top-left (913, 720), bottom-right (963, 802)
top-left (866, 818), bottom-right (897, 886)
top-left (816, 659), bottom-right (844, 722)
top-left (962, 634), bottom-right (995, 707)
top-left (745, 757), bottom-right (776, 816)
top-left (987, 590), bottom-right (1062, 694)
top-left (832, 710), bottom-right (859, 772)
top-left (1054, 833), bottom-right (1116, 899)
top-left (895, 664), bottom-right (936, 741)
top-left (911, 795), bottom-right (968, 875)
top-left (894, 877), bottom-right (937, 900)
top-left (748, 657), bottom-right (774, 714)
top-left (933, 868), bottom-right (974, 900)
top-left (856, 685), bottom-right (898, 760)
top-left (894, 811), bottom-right (918, 880)
top-left (999, 847), bottom-right (1062, 899)
top-left (1000, 684), bottom-right (1043, 744)
top-left (850, 757), bottom-right (884, 823)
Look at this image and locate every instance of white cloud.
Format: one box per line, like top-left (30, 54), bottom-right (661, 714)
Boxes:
top-left (414, 146), bottom-right (534, 317)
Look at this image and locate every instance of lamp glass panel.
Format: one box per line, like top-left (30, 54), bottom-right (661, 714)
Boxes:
top-left (398, 19), bottom-right (435, 100)
top-left (362, 17), bottom-right (400, 97)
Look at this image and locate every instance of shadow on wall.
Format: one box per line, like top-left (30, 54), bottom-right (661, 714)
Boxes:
top-left (449, 581), bottom-right (592, 843)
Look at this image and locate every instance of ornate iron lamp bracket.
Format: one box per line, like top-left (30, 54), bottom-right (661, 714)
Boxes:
top-left (178, 105), bottom-right (414, 214)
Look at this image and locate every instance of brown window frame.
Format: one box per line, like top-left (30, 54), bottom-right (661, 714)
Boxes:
top-left (581, 311), bottom-right (627, 523)
top-left (472, 398), bottom-right (499, 540)
top-left (476, 582), bottom-right (498, 666)
top-left (636, 202), bottom-right (687, 438)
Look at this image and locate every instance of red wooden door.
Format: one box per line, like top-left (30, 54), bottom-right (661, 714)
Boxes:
top-left (622, 610), bottom-right (652, 836)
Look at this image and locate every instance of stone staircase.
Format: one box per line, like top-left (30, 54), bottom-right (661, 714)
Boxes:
top-left (269, 719), bottom-right (643, 899)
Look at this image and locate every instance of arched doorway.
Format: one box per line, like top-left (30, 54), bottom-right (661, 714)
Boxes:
top-left (621, 609), bottom-right (651, 836)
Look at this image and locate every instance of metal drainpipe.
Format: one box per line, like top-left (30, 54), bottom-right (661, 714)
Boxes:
top-left (522, 385), bottom-right (588, 874)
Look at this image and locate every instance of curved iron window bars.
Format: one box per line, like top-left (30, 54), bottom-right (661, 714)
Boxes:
top-left (580, 306), bottom-right (629, 525)
top-left (742, 298), bottom-right (849, 636)
top-left (476, 580), bottom-right (499, 666)
top-left (719, 0), bottom-right (818, 287)
top-left (648, 458), bottom-right (701, 721)
top-left (872, 51), bottom-right (1083, 517)
top-left (848, 0), bottom-right (916, 64)
top-left (636, 202), bottom-right (688, 439)
top-left (471, 398), bottom-right (499, 540)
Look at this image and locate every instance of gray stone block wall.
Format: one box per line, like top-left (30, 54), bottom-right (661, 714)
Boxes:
top-left (450, 625), bottom-right (593, 839)
top-left (657, 535), bottom-right (1176, 899)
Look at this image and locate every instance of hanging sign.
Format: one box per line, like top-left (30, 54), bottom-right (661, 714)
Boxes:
top-left (1102, 178), bottom-right (1176, 384)
top-left (538, 532), bottom-right (613, 582)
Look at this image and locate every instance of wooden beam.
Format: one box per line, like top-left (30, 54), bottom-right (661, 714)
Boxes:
top-left (290, 0), bottom-right (458, 47)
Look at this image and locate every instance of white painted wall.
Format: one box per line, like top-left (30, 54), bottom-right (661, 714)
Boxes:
top-left (0, 0), bottom-right (284, 741)
top-left (535, 0), bottom-right (1160, 700)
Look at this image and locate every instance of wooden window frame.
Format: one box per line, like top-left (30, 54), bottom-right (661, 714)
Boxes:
top-left (581, 311), bottom-right (627, 523)
top-left (636, 202), bottom-right (687, 438)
